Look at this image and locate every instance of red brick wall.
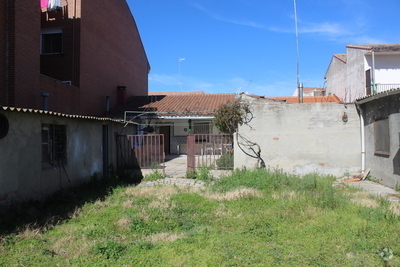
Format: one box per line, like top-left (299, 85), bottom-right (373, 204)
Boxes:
top-left (0, 1), bottom-right (6, 105)
top-left (40, 75), bottom-right (80, 113)
top-left (40, 2), bottom-right (81, 87)
top-left (13, 0), bottom-right (41, 109)
top-left (79, 0), bottom-right (149, 116)
top-left (0, 0), bottom-right (42, 109)
top-left (1, 0), bottom-right (148, 116)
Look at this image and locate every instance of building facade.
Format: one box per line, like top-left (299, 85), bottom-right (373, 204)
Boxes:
top-left (1, 0), bottom-right (149, 116)
top-left (325, 44), bottom-right (400, 103)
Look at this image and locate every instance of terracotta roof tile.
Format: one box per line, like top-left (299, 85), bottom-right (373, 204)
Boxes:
top-left (334, 53), bottom-right (347, 63)
top-left (109, 93), bottom-right (238, 118)
top-left (148, 91), bottom-right (205, 95)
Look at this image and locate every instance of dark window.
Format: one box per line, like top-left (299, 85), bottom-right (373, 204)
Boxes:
top-left (0, 113), bottom-right (9, 139)
top-left (374, 118), bottom-right (390, 156)
top-left (41, 32), bottom-right (62, 54)
top-left (42, 124), bottom-right (67, 167)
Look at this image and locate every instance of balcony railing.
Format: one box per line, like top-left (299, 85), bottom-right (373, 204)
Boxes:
top-left (372, 84), bottom-right (400, 94)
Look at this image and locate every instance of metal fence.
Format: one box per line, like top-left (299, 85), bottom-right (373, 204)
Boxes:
top-left (187, 134), bottom-right (233, 171)
top-left (117, 134), bottom-right (165, 174)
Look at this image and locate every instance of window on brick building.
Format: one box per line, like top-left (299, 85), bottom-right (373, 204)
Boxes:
top-left (374, 117), bottom-right (390, 156)
top-left (42, 124), bottom-right (67, 168)
top-left (41, 29), bottom-right (63, 54)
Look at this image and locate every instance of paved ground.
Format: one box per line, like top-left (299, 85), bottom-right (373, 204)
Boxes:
top-left (141, 154), bottom-right (232, 179)
top-left (140, 155), bottom-right (400, 203)
top-left (341, 178), bottom-right (400, 203)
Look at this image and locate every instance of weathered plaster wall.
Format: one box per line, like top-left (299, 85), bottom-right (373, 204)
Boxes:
top-left (235, 98), bottom-right (361, 177)
top-left (325, 57), bottom-right (347, 102)
top-left (361, 93), bottom-right (400, 188)
top-left (0, 110), bottom-right (129, 206)
top-left (346, 48), bottom-right (367, 101)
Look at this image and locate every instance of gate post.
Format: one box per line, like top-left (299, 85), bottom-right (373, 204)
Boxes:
top-left (187, 134), bottom-right (195, 172)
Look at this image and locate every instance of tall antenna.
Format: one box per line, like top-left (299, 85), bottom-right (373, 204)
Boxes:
top-left (178, 58), bottom-right (185, 90)
top-left (294, 0), bottom-right (303, 102)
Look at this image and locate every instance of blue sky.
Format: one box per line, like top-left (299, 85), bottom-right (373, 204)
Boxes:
top-left (127, 0), bottom-right (400, 96)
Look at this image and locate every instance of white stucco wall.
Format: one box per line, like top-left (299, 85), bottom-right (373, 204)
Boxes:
top-left (0, 110), bottom-right (129, 206)
top-left (365, 53), bottom-right (400, 84)
top-left (235, 97), bottom-right (361, 177)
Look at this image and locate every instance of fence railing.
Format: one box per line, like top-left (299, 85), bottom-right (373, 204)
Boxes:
top-left (373, 84), bottom-right (400, 94)
top-left (187, 134), bottom-right (233, 171)
top-left (117, 135), bottom-right (165, 175)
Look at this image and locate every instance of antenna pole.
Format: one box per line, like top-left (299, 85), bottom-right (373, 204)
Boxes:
top-left (294, 0), bottom-right (301, 100)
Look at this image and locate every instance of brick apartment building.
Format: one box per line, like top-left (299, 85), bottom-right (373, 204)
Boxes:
top-left (0, 0), bottom-right (149, 116)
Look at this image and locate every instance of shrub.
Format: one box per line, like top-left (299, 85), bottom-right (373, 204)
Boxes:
top-left (216, 152), bottom-right (234, 169)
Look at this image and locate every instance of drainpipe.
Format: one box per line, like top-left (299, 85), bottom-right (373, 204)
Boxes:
top-left (371, 50), bottom-right (376, 94)
top-left (355, 103), bottom-right (366, 173)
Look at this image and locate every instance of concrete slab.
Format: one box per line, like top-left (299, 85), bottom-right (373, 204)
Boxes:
top-left (342, 179), bottom-right (400, 203)
top-left (140, 154), bottom-right (232, 179)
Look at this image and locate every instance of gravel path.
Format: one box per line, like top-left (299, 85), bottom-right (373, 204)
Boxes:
top-left (137, 178), bottom-right (208, 189)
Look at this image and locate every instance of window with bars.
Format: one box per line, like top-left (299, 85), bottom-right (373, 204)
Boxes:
top-left (193, 121), bottom-right (210, 134)
top-left (374, 118), bottom-right (390, 156)
top-left (42, 124), bottom-right (67, 167)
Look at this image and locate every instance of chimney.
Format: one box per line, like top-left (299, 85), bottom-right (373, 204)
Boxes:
top-left (298, 83), bottom-right (303, 103)
top-left (117, 86), bottom-right (127, 105)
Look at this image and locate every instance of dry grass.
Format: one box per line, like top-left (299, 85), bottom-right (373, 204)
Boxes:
top-left (271, 191), bottom-right (297, 200)
top-left (17, 224), bottom-right (44, 239)
top-left (146, 232), bottom-right (186, 244)
top-left (389, 202), bottom-right (400, 215)
top-left (203, 187), bottom-right (263, 201)
top-left (350, 191), bottom-right (379, 208)
top-left (51, 236), bottom-right (95, 259)
top-left (116, 218), bottom-right (131, 230)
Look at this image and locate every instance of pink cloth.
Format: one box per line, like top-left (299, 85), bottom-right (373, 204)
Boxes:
top-left (40, 0), bottom-right (48, 8)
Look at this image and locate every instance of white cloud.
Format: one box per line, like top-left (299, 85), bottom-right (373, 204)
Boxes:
top-left (191, 3), bottom-right (265, 29)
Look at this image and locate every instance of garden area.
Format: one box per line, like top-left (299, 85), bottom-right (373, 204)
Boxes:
top-left (1, 169), bottom-right (400, 266)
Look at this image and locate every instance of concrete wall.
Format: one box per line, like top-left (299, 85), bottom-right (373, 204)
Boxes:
top-left (0, 109), bottom-right (133, 206)
top-left (235, 96), bottom-right (361, 177)
top-left (360, 92), bottom-right (400, 188)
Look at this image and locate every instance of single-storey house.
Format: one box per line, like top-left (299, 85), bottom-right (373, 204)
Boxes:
top-left (0, 106), bottom-right (134, 209)
top-left (109, 92), bottom-right (238, 155)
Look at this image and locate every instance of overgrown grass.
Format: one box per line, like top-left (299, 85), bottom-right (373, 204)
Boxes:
top-left (1, 168), bottom-right (400, 266)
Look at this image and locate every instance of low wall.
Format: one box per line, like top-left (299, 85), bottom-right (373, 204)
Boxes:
top-left (235, 98), bottom-right (361, 177)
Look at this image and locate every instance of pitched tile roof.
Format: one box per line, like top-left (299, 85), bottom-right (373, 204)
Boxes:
top-left (148, 91), bottom-right (205, 95)
top-left (334, 53), bottom-right (347, 63)
top-left (109, 93), bottom-right (238, 118)
top-left (346, 44), bottom-right (400, 52)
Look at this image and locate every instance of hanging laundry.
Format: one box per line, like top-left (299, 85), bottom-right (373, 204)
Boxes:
top-left (47, 0), bottom-right (61, 11)
top-left (40, 0), bottom-right (49, 8)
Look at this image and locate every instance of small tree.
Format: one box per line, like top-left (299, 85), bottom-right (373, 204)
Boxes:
top-left (214, 101), bottom-right (248, 134)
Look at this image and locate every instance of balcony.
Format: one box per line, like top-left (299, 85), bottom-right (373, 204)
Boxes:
top-left (367, 84), bottom-right (400, 95)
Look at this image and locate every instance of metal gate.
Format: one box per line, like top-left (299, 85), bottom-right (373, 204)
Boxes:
top-left (117, 134), bottom-right (165, 172)
top-left (187, 134), bottom-right (233, 171)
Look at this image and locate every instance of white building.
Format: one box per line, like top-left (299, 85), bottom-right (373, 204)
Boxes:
top-left (325, 44), bottom-right (400, 103)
